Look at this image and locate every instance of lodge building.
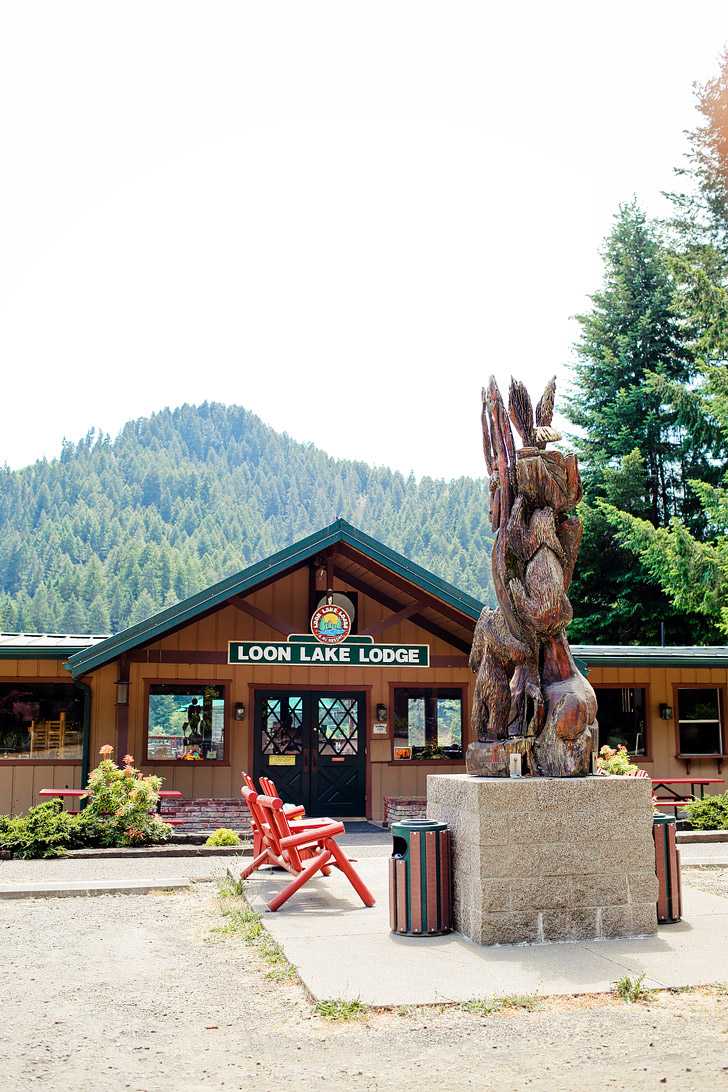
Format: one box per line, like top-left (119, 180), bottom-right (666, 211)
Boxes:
top-left (0, 519), bottom-right (726, 820)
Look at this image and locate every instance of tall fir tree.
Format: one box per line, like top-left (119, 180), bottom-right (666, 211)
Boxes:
top-left (565, 201), bottom-right (722, 644)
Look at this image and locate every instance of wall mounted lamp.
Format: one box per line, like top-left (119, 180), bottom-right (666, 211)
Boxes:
top-left (115, 679), bottom-right (130, 706)
top-left (659, 703), bottom-right (673, 721)
top-left (234, 702), bottom-right (246, 721)
top-left (376, 703), bottom-right (387, 722)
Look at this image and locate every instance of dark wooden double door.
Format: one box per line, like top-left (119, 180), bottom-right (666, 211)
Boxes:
top-left (253, 690), bottom-right (366, 817)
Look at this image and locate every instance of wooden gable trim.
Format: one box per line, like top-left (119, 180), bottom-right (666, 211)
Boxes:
top-left (360, 599), bottom-right (429, 638)
top-left (230, 595), bottom-right (298, 637)
top-left (334, 564), bottom-right (471, 655)
top-left (336, 541), bottom-right (474, 630)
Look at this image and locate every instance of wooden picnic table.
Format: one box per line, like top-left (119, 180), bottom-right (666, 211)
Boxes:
top-left (38, 787), bottom-right (184, 824)
top-left (651, 777), bottom-right (724, 808)
top-left (37, 788), bottom-right (89, 814)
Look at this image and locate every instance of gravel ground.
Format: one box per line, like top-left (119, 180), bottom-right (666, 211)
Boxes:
top-left (0, 868), bottom-right (727, 1092)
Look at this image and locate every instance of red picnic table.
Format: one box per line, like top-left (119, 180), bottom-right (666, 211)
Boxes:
top-left (38, 787), bottom-right (183, 824)
top-left (651, 777), bottom-right (724, 809)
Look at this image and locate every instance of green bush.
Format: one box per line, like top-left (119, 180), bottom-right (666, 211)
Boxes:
top-left (0, 799), bottom-right (78, 859)
top-left (205, 828), bottom-right (242, 846)
top-left (683, 791), bottom-right (728, 830)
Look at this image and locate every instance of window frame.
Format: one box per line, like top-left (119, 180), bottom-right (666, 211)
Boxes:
top-left (143, 679), bottom-right (231, 766)
top-left (388, 683), bottom-right (467, 765)
top-left (592, 683), bottom-right (652, 762)
top-left (0, 677), bottom-right (85, 764)
top-left (672, 683), bottom-right (728, 761)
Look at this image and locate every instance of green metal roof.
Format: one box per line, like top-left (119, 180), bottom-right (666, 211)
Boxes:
top-left (67, 519), bottom-right (484, 677)
top-left (571, 645), bottom-right (728, 668)
top-left (0, 633), bottom-right (110, 660)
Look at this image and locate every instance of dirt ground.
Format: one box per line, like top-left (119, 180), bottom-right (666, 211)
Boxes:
top-left (1, 870), bottom-right (727, 1092)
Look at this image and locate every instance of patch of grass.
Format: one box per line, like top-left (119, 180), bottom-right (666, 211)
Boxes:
top-left (207, 878), bottom-right (297, 980)
top-left (613, 973), bottom-right (654, 1003)
top-left (314, 998), bottom-right (370, 1022)
top-left (461, 993), bottom-right (539, 1016)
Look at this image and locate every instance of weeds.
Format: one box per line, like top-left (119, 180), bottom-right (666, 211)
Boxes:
top-left (461, 993), bottom-right (539, 1016)
top-left (314, 998), bottom-right (370, 1021)
top-left (613, 974), bottom-right (654, 1003)
top-left (207, 878), bottom-right (296, 981)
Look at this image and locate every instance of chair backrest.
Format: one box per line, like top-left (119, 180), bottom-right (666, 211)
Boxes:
top-left (251, 789), bottom-right (307, 872)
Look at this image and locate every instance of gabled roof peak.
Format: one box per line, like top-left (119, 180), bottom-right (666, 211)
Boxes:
top-left (68, 520), bottom-right (483, 676)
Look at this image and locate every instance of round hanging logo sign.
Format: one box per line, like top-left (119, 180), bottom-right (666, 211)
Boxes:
top-left (310, 603), bottom-right (352, 644)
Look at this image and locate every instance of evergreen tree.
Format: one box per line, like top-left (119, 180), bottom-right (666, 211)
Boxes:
top-left (565, 201), bottom-right (722, 643)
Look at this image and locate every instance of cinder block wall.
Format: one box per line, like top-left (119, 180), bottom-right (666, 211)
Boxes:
top-left (427, 774), bottom-right (658, 946)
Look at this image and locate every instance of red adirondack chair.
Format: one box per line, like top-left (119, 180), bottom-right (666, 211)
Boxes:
top-left (239, 785), bottom-right (376, 912)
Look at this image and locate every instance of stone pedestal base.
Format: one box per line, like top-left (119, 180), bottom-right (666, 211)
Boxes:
top-left (427, 774), bottom-right (658, 945)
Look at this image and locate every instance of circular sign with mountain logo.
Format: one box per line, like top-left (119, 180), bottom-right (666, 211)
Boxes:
top-left (310, 603), bottom-right (352, 644)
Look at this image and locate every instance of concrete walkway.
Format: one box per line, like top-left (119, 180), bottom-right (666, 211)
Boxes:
top-left (234, 840), bottom-right (728, 1005)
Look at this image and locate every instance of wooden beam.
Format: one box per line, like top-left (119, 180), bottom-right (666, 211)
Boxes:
top-left (336, 541), bottom-right (474, 629)
top-left (334, 565), bottom-right (472, 655)
top-left (128, 650), bottom-right (227, 664)
top-left (361, 599), bottom-right (428, 638)
top-left (230, 595), bottom-right (297, 637)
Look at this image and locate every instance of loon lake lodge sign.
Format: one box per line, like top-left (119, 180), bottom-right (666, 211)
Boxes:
top-left (228, 634), bottom-right (430, 667)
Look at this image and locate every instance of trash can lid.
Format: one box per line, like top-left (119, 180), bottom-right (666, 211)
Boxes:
top-left (391, 819), bottom-right (448, 832)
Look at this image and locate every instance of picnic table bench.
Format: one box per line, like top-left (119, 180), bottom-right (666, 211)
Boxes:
top-left (651, 777), bottom-right (724, 809)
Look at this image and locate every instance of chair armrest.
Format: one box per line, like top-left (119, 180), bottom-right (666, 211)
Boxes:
top-left (280, 822), bottom-right (345, 849)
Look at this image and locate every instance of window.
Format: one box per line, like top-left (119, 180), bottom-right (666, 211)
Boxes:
top-left (147, 684), bottom-right (226, 762)
top-left (593, 687), bottom-right (647, 756)
top-left (0, 682), bottom-right (83, 761)
top-left (676, 688), bottom-right (723, 756)
top-left (393, 687), bottom-right (463, 760)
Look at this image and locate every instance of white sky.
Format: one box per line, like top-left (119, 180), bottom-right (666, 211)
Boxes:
top-left (0, 2), bottom-right (726, 481)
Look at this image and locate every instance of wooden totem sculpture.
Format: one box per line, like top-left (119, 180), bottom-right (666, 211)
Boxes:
top-left (467, 375), bottom-right (598, 777)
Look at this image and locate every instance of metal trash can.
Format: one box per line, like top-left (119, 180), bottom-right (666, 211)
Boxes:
top-left (389, 818), bottom-right (451, 936)
top-left (653, 812), bottom-right (682, 923)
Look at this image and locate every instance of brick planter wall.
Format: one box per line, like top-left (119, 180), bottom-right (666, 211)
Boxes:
top-left (161, 798), bottom-right (248, 833)
top-left (383, 796), bottom-right (427, 828)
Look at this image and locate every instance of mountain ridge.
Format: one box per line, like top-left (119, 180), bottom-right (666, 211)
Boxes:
top-left (0, 402), bottom-right (494, 633)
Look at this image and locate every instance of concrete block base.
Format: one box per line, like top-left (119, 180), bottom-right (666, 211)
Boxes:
top-left (427, 773), bottom-right (658, 945)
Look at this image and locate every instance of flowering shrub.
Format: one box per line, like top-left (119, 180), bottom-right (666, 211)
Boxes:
top-left (596, 744), bottom-right (641, 776)
top-left (84, 748), bottom-right (171, 847)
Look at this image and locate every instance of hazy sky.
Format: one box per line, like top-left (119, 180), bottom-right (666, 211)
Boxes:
top-left (1, 3), bottom-right (726, 480)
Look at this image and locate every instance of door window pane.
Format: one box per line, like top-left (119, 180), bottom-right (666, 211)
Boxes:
top-left (318, 697), bottom-right (359, 756)
top-left (0, 683), bottom-right (83, 760)
top-left (593, 688), bottom-right (647, 756)
top-left (677, 688), bottom-right (723, 755)
top-left (260, 695), bottom-right (303, 755)
top-left (393, 688), bottom-right (463, 759)
top-left (148, 684), bottom-right (225, 761)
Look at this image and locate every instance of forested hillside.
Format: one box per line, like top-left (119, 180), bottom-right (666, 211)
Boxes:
top-left (0, 403), bottom-right (494, 634)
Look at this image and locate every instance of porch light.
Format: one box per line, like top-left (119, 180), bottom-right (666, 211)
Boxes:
top-left (115, 679), bottom-right (130, 706)
top-left (235, 702), bottom-right (245, 721)
top-left (376, 703), bottom-right (387, 722)
top-left (659, 703), bottom-right (673, 721)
